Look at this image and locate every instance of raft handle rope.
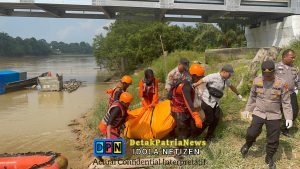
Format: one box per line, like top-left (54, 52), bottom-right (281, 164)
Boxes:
top-left (29, 152), bottom-right (61, 169)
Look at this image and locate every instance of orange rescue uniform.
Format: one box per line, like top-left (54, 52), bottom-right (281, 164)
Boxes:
top-left (139, 78), bottom-right (159, 107)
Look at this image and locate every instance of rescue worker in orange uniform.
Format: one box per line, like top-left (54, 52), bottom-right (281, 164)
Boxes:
top-left (107, 75), bottom-right (132, 107)
top-left (170, 63), bottom-right (205, 159)
top-left (139, 69), bottom-right (159, 108)
top-left (99, 92), bottom-right (134, 139)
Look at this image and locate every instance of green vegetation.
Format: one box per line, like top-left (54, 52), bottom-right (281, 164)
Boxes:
top-left (50, 41), bottom-right (92, 55)
top-left (93, 21), bottom-right (246, 74)
top-left (0, 32), bottom-right (92, 57)
top-left (88, 100), bottom-right (108, 135)
top-left (0, 32), bottom-right (52, 56)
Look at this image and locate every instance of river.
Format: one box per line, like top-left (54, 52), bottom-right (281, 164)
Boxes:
top-left (0, 55), bottom-right (111, 168)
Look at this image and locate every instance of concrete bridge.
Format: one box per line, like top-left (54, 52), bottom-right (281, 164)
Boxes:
top-left (0, 0), bottom-right (299, 24)
top-left (1, 0), bottom-right (300, 47)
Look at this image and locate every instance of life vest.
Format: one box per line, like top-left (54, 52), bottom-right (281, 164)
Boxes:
top-left (170, 82), bottom-right (195, 113)
top-left (142, 79), bottom-right (155, 97)
top-left (107, 86), bottom-right (124, 106)
top-left (103, 101), bottom-right (127, 128)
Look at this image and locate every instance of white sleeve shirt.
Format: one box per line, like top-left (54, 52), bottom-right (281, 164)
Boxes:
top-left (201, 73), bottom-right (231, 108)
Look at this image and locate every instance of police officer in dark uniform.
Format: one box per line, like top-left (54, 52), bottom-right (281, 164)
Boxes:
top-left (275, 49), bottom-right (300, 137)
top-left (240, 60), bottom-right (293, 169)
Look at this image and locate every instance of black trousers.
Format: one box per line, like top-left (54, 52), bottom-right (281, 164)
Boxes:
top-left (246, 115), bottom-right (281, 158)
top-left (198, 101), bottom-right (222, 140)
top-left (171, 112), bottom-right (197, 140)
top-left (281, 92), bottom-right (299, 131)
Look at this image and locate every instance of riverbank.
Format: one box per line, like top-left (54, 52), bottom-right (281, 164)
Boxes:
top-left (77, 49), bottom-right (300, 168)
top-left (69, 93), bottom-right (113, 168)
top-left (69, 104), bottom-right (100, 168)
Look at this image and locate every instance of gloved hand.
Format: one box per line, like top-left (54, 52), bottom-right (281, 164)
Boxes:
top-left (237, 94), bottom-right (246, 101)
top-left (295, 87), bottom-right (298, 95)
top-left (192, 82), bottom-right (199, 88)
top-left (106, 88), bottom-right (113, 95)
top-left (191, 112), bottom-right (202, 128)
top-left (149, 103), bottom-right (156, 108)
top-left (242, 111), bottom-right (250, 118)
top-left (286, 120), bottom-right (293, 129)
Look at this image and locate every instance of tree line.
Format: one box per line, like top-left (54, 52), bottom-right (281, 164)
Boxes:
top-left (0, 32), bottom-right (92, 57)
top-left (93, 20), bottom-right (246, 74)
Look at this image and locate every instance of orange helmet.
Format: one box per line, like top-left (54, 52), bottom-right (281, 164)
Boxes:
top-left (189, 63), bottom-right (205, 76)
top-left (121, 75), bottom-right (132, 84)
top-left (119, 92), bottom-right (134, 104)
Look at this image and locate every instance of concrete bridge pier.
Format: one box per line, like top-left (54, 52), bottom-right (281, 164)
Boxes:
top-left (245, 15), bottom-right (300, 48)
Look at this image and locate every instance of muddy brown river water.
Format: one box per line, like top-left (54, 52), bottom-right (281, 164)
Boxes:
top-left (0, 55), bottom-right (111, 168)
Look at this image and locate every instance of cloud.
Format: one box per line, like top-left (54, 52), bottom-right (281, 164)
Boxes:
top-left (77, 19), bottom-right (115, 37)
top-left (79, 20), bottom-right (95, 30)
top-left (55, 20), bottom-right (112, 43)
top-left (56, 25), bottom-right (76, 41)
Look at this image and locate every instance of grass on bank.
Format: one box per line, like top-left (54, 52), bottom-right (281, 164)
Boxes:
top-left (88, 48), bottom-right (300, 168)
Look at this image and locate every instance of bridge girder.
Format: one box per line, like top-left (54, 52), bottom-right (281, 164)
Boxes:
top-left (34, 4), bottom-right (65, 17)
top-left (0, 0), bottom-right (298, 24)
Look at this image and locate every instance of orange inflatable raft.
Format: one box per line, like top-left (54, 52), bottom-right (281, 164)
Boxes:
top-left (0, 152), bottom-right (68, 169)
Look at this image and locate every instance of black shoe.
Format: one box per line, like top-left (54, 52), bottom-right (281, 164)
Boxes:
top-left (240, 144), bottom-right (250, 158)
top-left (281, 130), bottom-right (292, 138)
top-left (265, 157), bottom-right (276, 169)
top-left (205, 135), bottom-right (215, 142)
top-left (174, 154), bottom-right (184, 161)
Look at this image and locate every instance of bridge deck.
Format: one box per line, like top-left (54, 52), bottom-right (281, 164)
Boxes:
top-left (0, 0), bottom-right (298, 23)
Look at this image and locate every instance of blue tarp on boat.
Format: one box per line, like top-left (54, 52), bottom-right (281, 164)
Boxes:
top-left (0, 70), bottom-right (20, 94)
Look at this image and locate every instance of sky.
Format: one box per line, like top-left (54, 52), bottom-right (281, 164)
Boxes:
top-left (0, 0), bottom-right (110, 44)
top-left (0, 0), bottom-right (196, 44)
top-left (0, 16), bottom-right (114, 44)
top-left (0, 16), bottom-right (197, 44)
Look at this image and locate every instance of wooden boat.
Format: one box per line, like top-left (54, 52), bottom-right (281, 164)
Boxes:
top-left (4, 72), bottom-right (48, 93)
